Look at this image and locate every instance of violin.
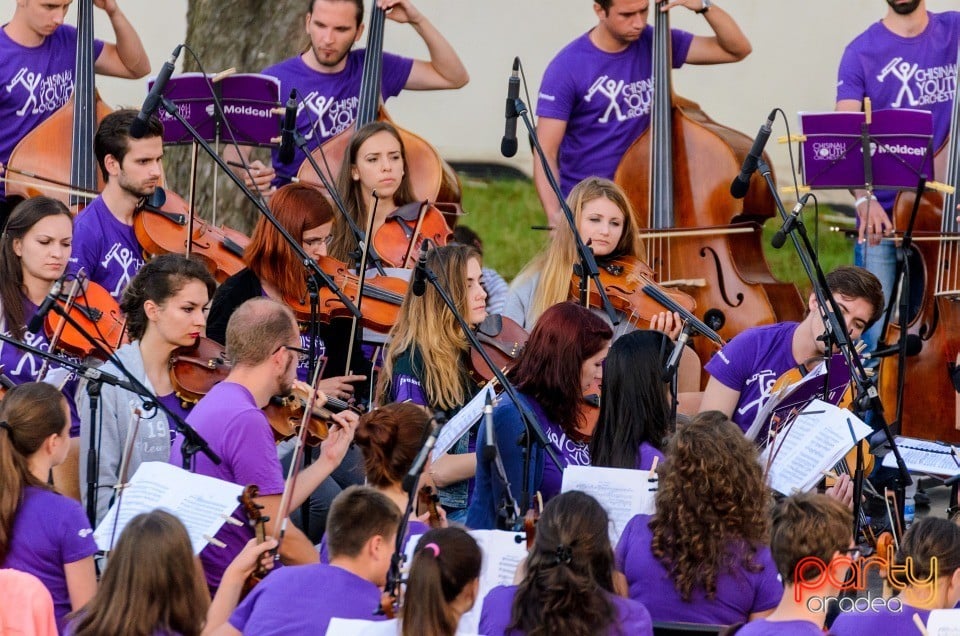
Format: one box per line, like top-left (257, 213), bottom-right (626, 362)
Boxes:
top-left (469, 314), bottom-right (530, 384)
top-left (371, 201), bottom-right (453, 269)
top-left (45, 279), bottom-right (126, 359)
top-left (283, 255), bottom-right (407, 332)
top-left (417, 484), bottom-right (443, 529)
top-left (572, 256), bottom-right (697, 327)
top-left (238, 484), bottom-right (271, 598)
top-left (167, 336), bottom-right (353, 445)
top-left (134, 187), bottom-right (250, 283)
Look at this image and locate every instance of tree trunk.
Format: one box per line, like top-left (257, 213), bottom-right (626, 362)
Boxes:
top-left (169, 1), bottom-right (306, 233)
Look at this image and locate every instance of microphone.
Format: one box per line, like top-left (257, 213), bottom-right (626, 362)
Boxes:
top-left (131, 44), bottom-right (183, 139)
top-left (772, 193), bottom-right (814, 249)
top-left (500, 57), bottom-right (520, 158)
top-left (730, 109), bottom-right (777, 199)
top-left (402, 413), bottom-right (446, 493)
top-left (482, 391), bottom-right (496, 462)
top-left (411, 239), bottom-right (432, 297)
top-left (703, 308), bottom-right (725, 332)
top-left (27, 276), bottom-right (65, 334)
top-left (864, 335), bottom-right (922, 360)
top-left (662, 323), bottom-right (693, 383)
top-left (277, 90), bottom-right (297, 165)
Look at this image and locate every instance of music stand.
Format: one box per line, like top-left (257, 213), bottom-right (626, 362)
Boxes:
top-left (146, 72), bottom-right (281, 223)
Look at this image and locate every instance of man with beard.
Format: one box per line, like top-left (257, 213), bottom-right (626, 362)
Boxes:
top-left (836, 0), bottom-right (960, 355)
top-left (171, 297), bottom-right (360, 593)
top-left (533, 0), bottom-right (752, 225)
top-left (69, 109), bottom-right (162, 300)
top-left (226, 0), bottom-right (469, 198)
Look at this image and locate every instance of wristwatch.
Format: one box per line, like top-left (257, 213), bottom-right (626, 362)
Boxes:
top-left (696, 0), bottom-right (712, 14)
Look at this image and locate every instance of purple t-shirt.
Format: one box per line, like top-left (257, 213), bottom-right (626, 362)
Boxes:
top-left (479, 584), bottom-right (653, 636)
top-left (170, 381), bottom-right (285, 590)
top-left (704, 322), bottom-right (800, 433)
top-left (540, 409), bottom-right (591, 502)
top-left (229, 563), bottom-right (384, 634)
top-left (156, 392), bottom-right (188, 444)
top-left (737, 619), bottom-right (825, 635)
top-left (0, 25), bottom-right (104, 200)
top-left (537, 28), bottom-right (694, 195)
top-left (261, 50), bottom-right (414, 187)
top-left (69, 196), bottom-right (145, 300)
top-left (0, 297), bottom-right (82, 435)
top-left (615, 514), bottom-right (781, 625)
top-left (1, 486), bottom-right (97, 631)
top-left (830, 602), bottom-right (930, 636)
top-left (636, 440), bottom-right (665, 471)
top-left (836, 11), bottom-right (960, 212)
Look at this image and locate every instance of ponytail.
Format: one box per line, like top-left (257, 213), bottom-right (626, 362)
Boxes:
top-left (0, 383), bottom-right (69, 561)
top-left (402, 528), bottom-right (481, 636)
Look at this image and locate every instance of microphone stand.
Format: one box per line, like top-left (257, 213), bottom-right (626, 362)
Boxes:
top-left (156, 96), bottom-right (362, 325)
top-left (758, 157), bottom-right (910, 540)
top-left (510, 96), bottom-right (618, 326)
top-left (418, 260), bottom-right (561, 529)
top-left (484, 406), bottom-right (521, 529)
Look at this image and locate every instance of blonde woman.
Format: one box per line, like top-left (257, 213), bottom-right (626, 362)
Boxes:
top-left (377, 244), bottom-right (487, 523)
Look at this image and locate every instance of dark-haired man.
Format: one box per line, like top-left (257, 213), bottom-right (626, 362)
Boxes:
top-left (69, 109), bottom-right (163, 299)
top-left (534, 0), bottom-right (752, 224)
top-left (700, 266), bottom-right (884, 435)
top-left (226, 0), bottom-right (469, 198)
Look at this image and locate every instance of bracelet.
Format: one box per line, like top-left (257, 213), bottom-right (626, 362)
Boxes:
top-left (854, 194), bottom-right (877, 208)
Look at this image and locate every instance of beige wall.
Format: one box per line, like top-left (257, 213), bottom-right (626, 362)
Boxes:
top-left (2, 0), bottom-right (954, 192)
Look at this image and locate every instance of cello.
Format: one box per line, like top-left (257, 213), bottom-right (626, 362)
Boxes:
top-left (613, 1), bottom-right (803, 379)
top-left (5, 0), bottom-right (110, 208)
top-left (295, 1), bottom-right (463, 223)
top-left (880, 51), bottom-right (960, 443)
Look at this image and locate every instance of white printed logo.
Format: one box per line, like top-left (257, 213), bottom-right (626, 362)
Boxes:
top-left (78, 528), bottom-right (93, 538)
top-left (5, 67), bottom-right (74, 117)
top-left (584, 75), bottom-right (654, 125)
top-left (876, 58), bottom-right (957, 109)
top-left (102, 243), bottom-right (145, 297)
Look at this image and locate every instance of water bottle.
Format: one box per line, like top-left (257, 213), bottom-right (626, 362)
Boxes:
top-left (904, 482), bottom-right (917, 527)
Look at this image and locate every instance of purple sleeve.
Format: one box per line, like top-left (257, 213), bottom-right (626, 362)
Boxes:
top-left (704, 333), bottom-right (754, 392)
top-left (752, 546), bottom-right (784, 612)
top-left (671, 28), bottom-right (695, 68)
top-left (616, 597), bottom-right (654, 636)
top-left (836, 44), bottom-right (865, 103)
top-left (68, 214), bottom-right (101, 279)
top-left (615, 514), bottom-right (639, 571)
top-left (58, 498), bottom-right (98, 564)
top-left (381, 51), bottom-right (414, 98)
top-left (392, 372), bottom-right (429, 406)
top-left (222, 411), bottom-right (285, 495)
top-left (536, 52), bottom-right (575, 121)
top-left (228, 581), bottom-right (263, 632)
top-left (93, 38), bottom-right (105, 62)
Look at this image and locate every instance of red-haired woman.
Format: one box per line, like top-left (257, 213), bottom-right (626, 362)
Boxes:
top-left (207, 182), bottom-right (365, 397)
top-left (467, 301), bottom-right (613, 529)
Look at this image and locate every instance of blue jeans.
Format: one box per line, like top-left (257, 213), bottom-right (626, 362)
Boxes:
top-left (854, 239), bottom-right (897, 355)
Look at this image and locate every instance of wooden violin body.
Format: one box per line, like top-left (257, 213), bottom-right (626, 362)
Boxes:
top-left (372, 201), bottom-right (453, 268)
top-left (135, 188), bottom-right (250, 283)
top-left (45, 280), bottom-right (126, 359)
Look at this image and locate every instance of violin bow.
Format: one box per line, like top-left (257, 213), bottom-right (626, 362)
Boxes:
top-left (342, 192), bottom-right (381, 377)
top-left (106, 407), bottom-right (144, 553)
top-left (37, 274), bottom-right (84, 382)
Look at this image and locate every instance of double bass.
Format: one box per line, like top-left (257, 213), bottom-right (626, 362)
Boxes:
top-left (6, 0), bottom-right (110, 208)
top-left (295, 1), bottom-right (463, 223)
top-left (613, 1), bottom-right (803, 379)
top-left (880, 49), bottom-right (960, 444)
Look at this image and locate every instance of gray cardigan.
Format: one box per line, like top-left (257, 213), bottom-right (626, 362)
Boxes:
top-left (78, 342), bottom-right (173, 526)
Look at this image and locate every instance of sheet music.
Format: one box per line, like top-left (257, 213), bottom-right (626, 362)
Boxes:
top-left (560, 465), bottom-right (657, 545)
top-left (403, 529), bottom-right (525, 635)
top-left (760, 400), bottom-right (872, 495)
top-left (433, 384), bottom-right (495, 458)
top-left (926, 609), bottom-right (960, 635)
top-left (881, 436), bottom-right (960, 477)
top-left (94, 462), bottom-right (243, 554)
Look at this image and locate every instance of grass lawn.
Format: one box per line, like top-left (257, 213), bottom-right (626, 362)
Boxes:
top-left (459, 178), bottom-right (855, 297)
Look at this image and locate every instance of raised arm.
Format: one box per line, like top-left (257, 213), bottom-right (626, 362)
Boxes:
top-left (671, 0), bottom-right (752, 65)
top-left (92, 0), bottom-right (150, 79)
top-left (532, 117), bottom-right (568, 227)
top-left (382, 0), bottom-right (469, 90)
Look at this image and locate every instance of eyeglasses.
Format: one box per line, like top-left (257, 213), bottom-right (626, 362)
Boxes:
top-left (274, 344), bottom-right (310, 364)
top-left (303, 235), bottom-right (334, 249)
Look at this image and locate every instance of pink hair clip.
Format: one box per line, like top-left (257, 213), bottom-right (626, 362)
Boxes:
top-left (423, 542), bottom-right (440, 557)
